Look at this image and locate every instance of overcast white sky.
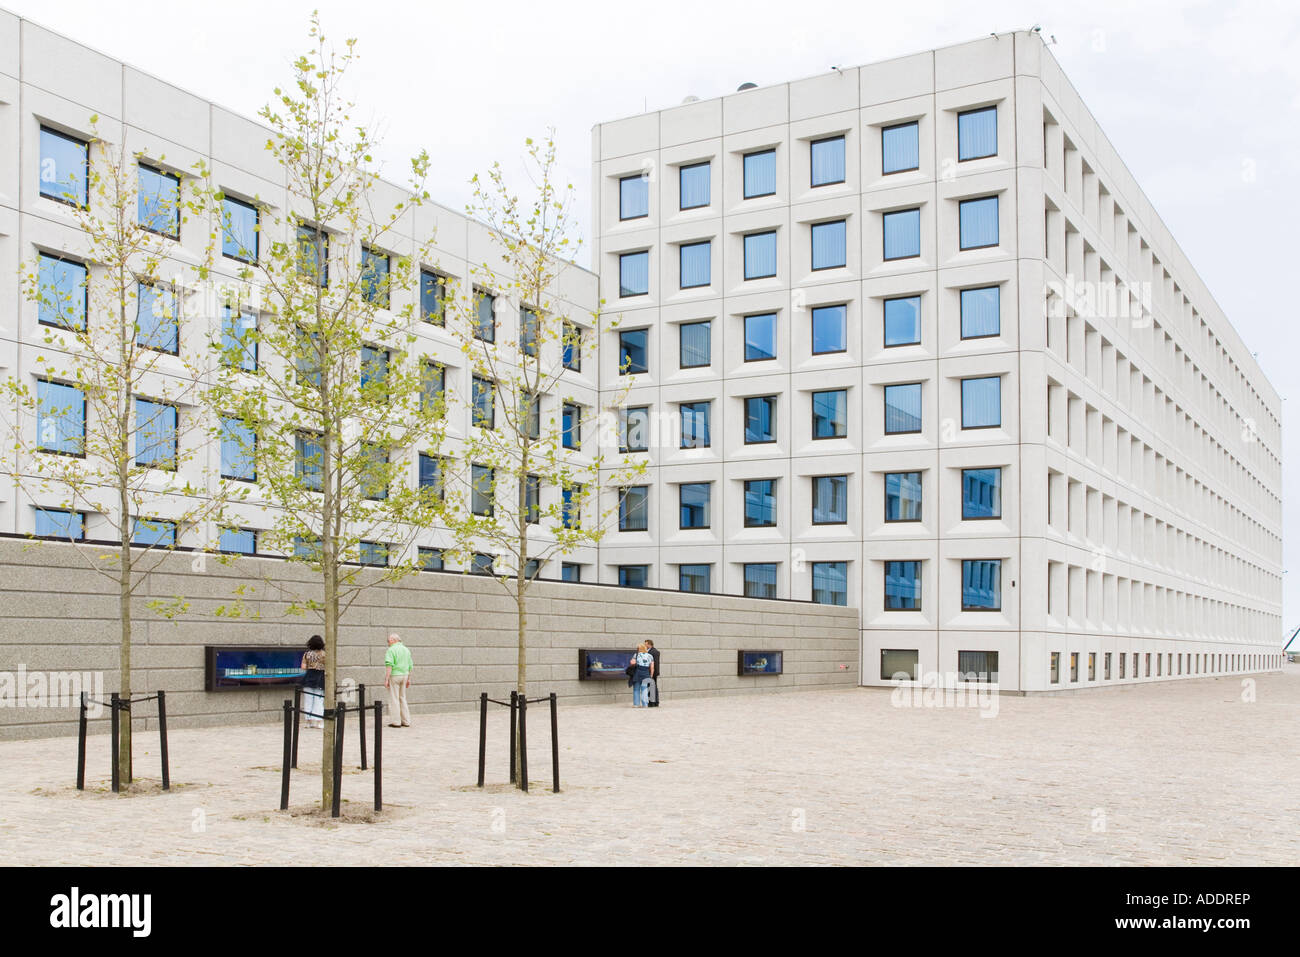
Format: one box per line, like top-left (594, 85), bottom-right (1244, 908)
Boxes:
top-left (8, 0), bottom-right (1300, 637)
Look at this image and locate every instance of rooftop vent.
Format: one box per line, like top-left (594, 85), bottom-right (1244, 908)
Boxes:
top-left (737, 82), bottom-right (758, 92)
top-left (681, 95), bottom-right (700, 104)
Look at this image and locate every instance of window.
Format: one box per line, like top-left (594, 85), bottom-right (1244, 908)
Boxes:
top-left (472, 376), bottom-right (495, 429)
top-left (620, 251), bottom-right (650, 297)
top-left (296, 225), bottom-right (328, 286)
top-left (618, 565), bottom-right (649, 588)
top-left (562, 484), bottom-right (582, 530)
top-left (1089, 652), bottom-right (1097, 681)
top-left (679, 564), bottom-right (711, 593)
top-left (881, 121), bottom-right (919, 174)
top-left (419, 547), bottom-right (444, 571)
top-left (132, 518), bottom-right (176, 548)
top-left (359, 542), bottom-right (388, 567)
top-left (810, 135), bottom-right (846, 187)
top-left (134, 399), bottom-right (177, 469)
top-left (1070, 652), bottom-right (1079, 682)
top-left (361, 443), bottom-right (388, 501)
top-left (743, 149), bottom-right (776, 198)
top-left (221, 196), bottom-right (259, 262)
top-left (561, 563), bottom-right (581, 582)
top-left (811, 389), bottom-right (847, 439)
top-left (884, 383), bottom-right (922, 435)
top-left (521, 391), bottom-right (540, 440)
top-left (37, 254), bottom-right (87, 331)
top-left (810, 220), bottom-right (847, 270)
top-left (620, 406), bottom-right (650, 452)
top-left (1104, 653), bottom-right (1112, 680)
top-left (957, 650), bottom-right (999, 683)
top-left (524, 474), bottom-right (541, 524)
top-left (812, 561), bottom-right (848, 605)
top-left (474, 288), bottom-right (496, 342)
top-left (420, 362), bottom-right (445, 415)
top-left (882, 208), bottom-right (921, 260)
top-left (39, 127), bottom-right (88, 206)
top-left (742, 563), bottom-right (779, 599)
top-left (744, 313), bottom-right (777, 361)
top-left (679, 162), bottom-right (710, 209)
top-left (295, 431), bottom-right (323, 491)
top-left (523, 559), bottom-right (542, 580)
top-left (138, 164), bottom-right (180, 238)
top-left (1119, 654), bottom-right (1126, 679)
top-left (293, 536), bottom-right (322, 561)
top-left (219, 416), bottom-right (256, 481)
top-left (360, 247), bottom-right (390, 307)
top-left (881, 649), bottom-right (919, 681)
top-left (562, 402), bottom-right (581, 450)
top-left (472, 553), bottom-right (495, 576)
top-left (1145, 654), bottom-right (1151, 677)
top-left (958, 106), bottom-right (997, 161)
top-left (360, 345), bottom-right (389, 395)
top-left (812, 474), bottom-right (847, 524)
top-left (619, 328), bottom-right (649, 374)
top-left (1050, 652), bottom-right (1060, 684)
top-left (744, 479), bottom-right (777, 528)
top-left (884, 561), bottom-right (921, 611)
top-left (678, 320), bottom-right (711, 368)
top-left (744, 231), bottom-right (777, 280)
top-left (136, 284), bottom-right (178, 354)
top-left (811, 304), bottom-right (846, 354)
top-left (961, 559), bottom-right (1002, 611)
top-left (520, 307), bottom-right (540, 358)
top-left (34, 508), bottom-right (85, 540)
top-left (619, 175), bottom-right (649, 220)
top-left (744, 395), bottom-right (776, 444)
top-left (221, 306), bottom-right (257, 371)
top-left (961, 468), bottom-right (1002, 519)
top-left (218, 527), bottom-right (257, 555)
top-left (418, 453), bottom-right (443, 501)
top-left (471, 465), bottom-right (494, 516)
top-left (562, 320), bottom-right (582, 371)
top-left (679, 241), bottom-right (711, 289)
top-left (34, 380), bottom-right (84, 453)
top-left (961, 376), bottom-right (1001, 429)
top-left (960, 286), bottom-right (1000, 339)
top-left (883, 295), bottom-right (921, 347)
top-left (421, 270), bottom-right (449, 325)
top-left (680, 401), bottom-right (711, 448)
top-left (620, 486), bottom-right (649, 532)
top-left (295, 329), bottom-right (322, 387)
top-left (679, 482), bottom-right (711, 529)
top-left (959, 196), bottom-right (999, 250)
top-left (884, 472), bottom-right (922, 522)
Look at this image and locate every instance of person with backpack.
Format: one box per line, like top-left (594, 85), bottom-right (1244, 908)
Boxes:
top-left (628, 642), bottom-right (655, 707)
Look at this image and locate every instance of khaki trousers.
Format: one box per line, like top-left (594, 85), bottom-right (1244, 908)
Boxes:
top-left (388, 674), bottom-right (411, 725)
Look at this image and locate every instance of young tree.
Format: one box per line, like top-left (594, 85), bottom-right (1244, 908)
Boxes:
top-left (441, 134), bottom-right (646, 781)
top-left (2, 122), bottom-right (235, 788)
top-left (204, 17), bottom-right (441, 811)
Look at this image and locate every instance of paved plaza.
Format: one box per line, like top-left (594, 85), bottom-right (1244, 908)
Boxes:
top-left (3, 668), bottom-right (1299, 866)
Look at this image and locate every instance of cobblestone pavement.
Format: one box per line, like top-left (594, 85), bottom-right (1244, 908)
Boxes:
top-left (3, 668), bottom-right (1299, 866)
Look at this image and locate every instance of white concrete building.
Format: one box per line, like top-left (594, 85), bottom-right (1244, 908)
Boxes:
top-left (0, 13), bottom-right (1284, 690)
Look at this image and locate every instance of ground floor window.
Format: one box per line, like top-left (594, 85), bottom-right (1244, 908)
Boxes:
top-left (957, 650), bottom-right (998, 683)
top-left (1050, 651), bottom-right (1059, 683)
top-left (881, 649), bottom-right (918, 681)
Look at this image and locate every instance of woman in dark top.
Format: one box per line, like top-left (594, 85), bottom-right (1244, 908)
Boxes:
top-left (301, 635), bottom-right (326, 728)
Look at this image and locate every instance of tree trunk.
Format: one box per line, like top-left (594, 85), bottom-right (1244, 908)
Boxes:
top-left (321, 425), bottom-right (336, 812)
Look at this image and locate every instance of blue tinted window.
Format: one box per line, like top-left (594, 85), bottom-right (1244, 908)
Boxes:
top-left (679, 320), bottom-right (710, 367)
top-left (620, 251), bottom-right (650, 297)
top-left (360, 345), bottom-right (388, 392)
top-left (679, 564), bottom-right (711, 593)
top-left (961, 376), bottom-right (1001, 429)
top-left (39, 127), bottom-right (88, 206)
top-left (36, 381), bottom-right (85, 455)
top-left (962, 559), bottom-right (1002, 610)
top-left (960, 286), bottom-right (1001, 339)
top-left (958, 106), bottom-right (997, 161)
top-left (138, 164), bottom-right (180, 237)
top-left (361, 247), bottom-right (390, 307)
top-left (561, 564), bottom-right (580, 583)
top-left (810, 136), bottom-right (845, 187)
top-left (962, 468), bottom-right (1002, 519)
top-left (883, 295), bottom-right (921, 347)
top-left (474, 289), bottom-right (496, 341)
top-left (885, 472), bottom-right (922, 522)
top-left (520, 308), bottom-right (540, 357)
top-left (743, 563), bottom-right (777, 599)
top-left (884, 383), bottom-right (922, 434)
top-left (471, 465), bottom-right (494, 516)
top-left (812, 474), bottom-right (847, 524)
top-left (472, 376), bottom-right (495, 428)
top-left (679, 162), bottom-right (710, 209)
top-left (421, 271), bottom-right (447, 325)
top-left (744, 313), bottom-right (777, 361)
top-left (679, 482), bottom-right (711, 529)
top-left (419, 547), bottom-right (445, 571)
top-left (619, 565), bottom-right (649, 588)
top-left (421, 363), bottom-right (444, 415)
top-left (812, 389), bottom-right (847, 439)
top-left (680, 401), bottom-right (710, 448)
top-left (362, 443), bottom-right (388, 501)
top-left (563, 402), bottom-right (581, 449)
top-left (619, 328), bottom-right (648, 374)
top-left (885, 561), bottom-right (922, 610)
top-left (881, 122), bottom-right (919, 174)
top-left (471, 554), bottom-right (494, 576)
top-left (221, 196), bottom-right (259, 262)
top-left (811, 220), bottom-right (847, 270)
top-left (744, 150), bottom-right (777, 198)
top-left (220, 416), bottom-right (255, 481)
top-left (135, 399), bottom-right (177, 469)
top-left (744, 479), bottom-right (776, 527)
top-left (959, 196), bottom-right (999, 249)
top-left (419, 453), bottom-right (443, 500)
top-left (563, 321), bottom-right (582, 371)
top-left (744, 231), bottom-right (777, 280)
top-left (812, 561), bottom-right (848, 605)
top-left (133, 518), bottom-right (176, 547)
top-left (219, 527), bottom-right (257, 554)
top-left (680, 241), bottom-right (711, 288)
top-left (296, 330), bottom-right (322, 387)
top-left (136, 284), bottom-right (178, 354)
top-left (296, 225), bottom-right (328, 286)
top-left (35, 508), bottom-right (85, 540)
top-left (620, 406), bottom-right (650, 452)
top-left (883, 208), bottom-right (921, 260)
top-left (811, 304), bottom-right (846, 354)
top-left (293, 536), bottom-right (321, 561)
top-left (620, 175), bottom-right (649, 219)
top-left (37, 255), bottom-right (87, 330)
top-left (221, 307), bottom-right (257, 371)
top-left (744, 395), bottom-right (775, 444)
top-left (359, 542), bottom-right (388, 567)
top-left (562, 484), bottom-right (582, 529)
top-left (620, 486), bottom-right (649, 531)
top-left (295, 432), bottom-right (323, 491)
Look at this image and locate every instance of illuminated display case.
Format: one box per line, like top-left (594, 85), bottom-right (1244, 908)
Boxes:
top-left (737, 650), bottom-right (783, 676)
top-left (578, 648), bottom-right (636, 681)
top-left (204, 646), bottom-right (307, 692)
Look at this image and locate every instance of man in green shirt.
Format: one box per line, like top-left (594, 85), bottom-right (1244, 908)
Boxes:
top-left (384, 633), bottom-right (413, 727)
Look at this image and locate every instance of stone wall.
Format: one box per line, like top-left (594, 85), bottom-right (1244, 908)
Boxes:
top-left (0, 537), bottom-right (861, 738)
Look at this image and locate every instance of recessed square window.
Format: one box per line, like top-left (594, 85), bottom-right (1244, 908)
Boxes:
top-left (961, 467), bottom-right (1002, 519)
top-left (884, 383), bottom-right (922, 434)
top-left (679, 162), bottom-right (710, 209)
top-left (811, 561), bottom-right (848, 605)
top-left (619, 328), bottom-right (649, 374)
top-left (883, 208), bottom-right (921, 260)
top-left (881, 121), bottom-right (919, 174)
top-left (883, 295), bottom-right (921, 347)
top-left (961, 376), bottom-right (1001, 429)
top-left (811, 220), bottom-right (847, 270)
top-left (960, 286), bottom-right (1000, 339)
top-left (221, 196), bottom-right (259, 263)
top-left (743, 150), bottom-right (777, 198)
top-left (620, 250), bottom-right (650, 297)
top-left (39, 127), bottom-right (88, 207)
top-left (620, 174), bottom-right (649, 220)
top-left (743, 479), bottom-right (776, 528)
top-left (744, 313), bottom-right (777, 361)
top-left (884, 472), bottom-right (922, 522)
top-left (679, 320), bottom-right (711, 368)
top-left (812, 474), bottom-right (847, 524)
top-left (138, 164), bottom-right (180, 238)
top-left (679, 241), bottom-right (711, 289)
top-left (810, 135), bottom-right (846, 187)
top-left (680, 401), bottom-right (711, 448)
top-left (37, 254), bottom-right (87, 331)
top-left (744, 231), bottom-right (777, 280)
top-left (959, 196), bottom-right (999, 250)
top-left (744, 395), bottom-right (776, 444)
top-left (958, 106), bottom-right (997, 161)
top-left (811, 304), bottom-right (846, 354)
top-left (812, 389), bottom-right (847, 439)
top-left (884, 561), bottom-right (921, 610)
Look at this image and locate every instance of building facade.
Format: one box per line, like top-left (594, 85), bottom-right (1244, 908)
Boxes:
top-left (0, 14), bottom-right (1284, 691)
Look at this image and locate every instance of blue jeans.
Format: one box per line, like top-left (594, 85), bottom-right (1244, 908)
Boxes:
top-left (632, 668), bottom-right (651, 706)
